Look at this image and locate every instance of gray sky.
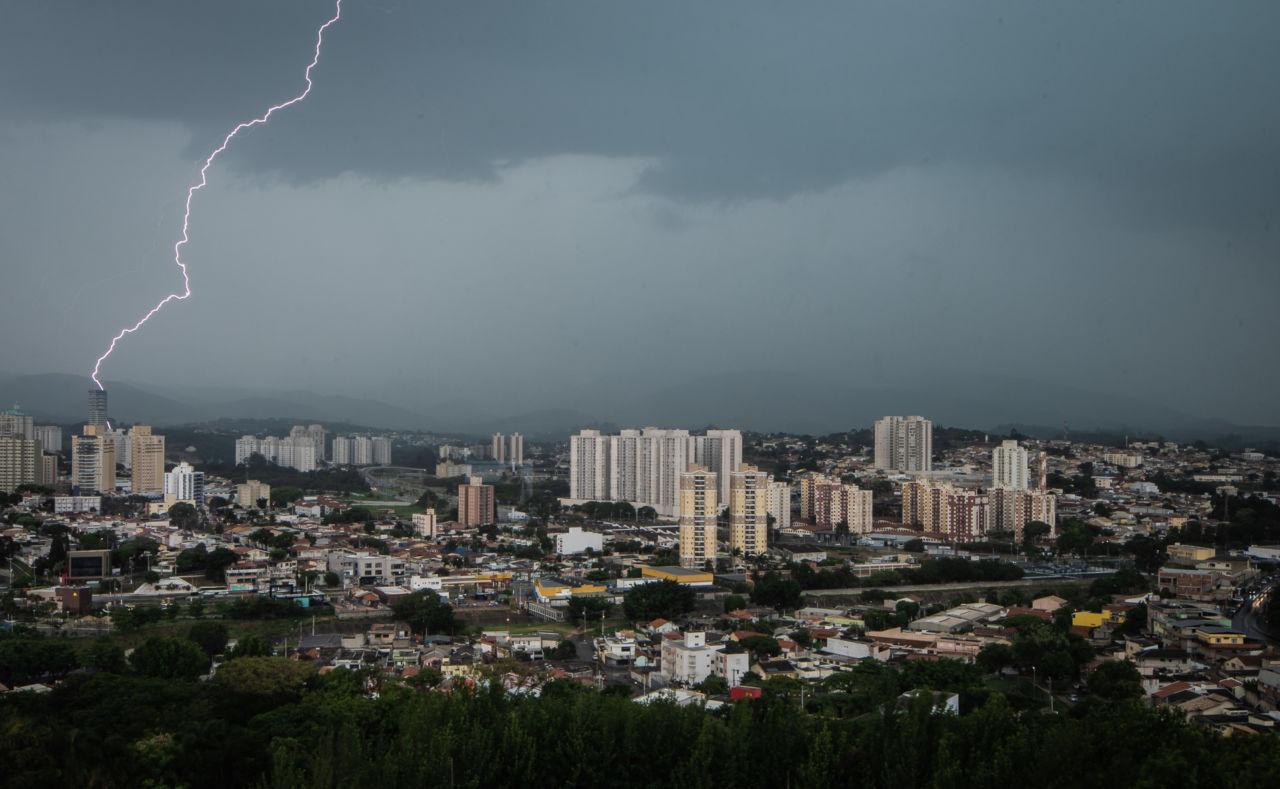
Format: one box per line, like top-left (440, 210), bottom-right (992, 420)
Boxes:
top-left (1, 1), bottom-right (1278, 428)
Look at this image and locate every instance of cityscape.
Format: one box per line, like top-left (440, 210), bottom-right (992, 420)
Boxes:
top-left (3, 1), bottom-right (1280, 787)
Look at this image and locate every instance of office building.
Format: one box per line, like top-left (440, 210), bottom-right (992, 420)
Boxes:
top-left (458, 475), bottom-right (496, 527)
top-left (992, 439), bottom-right (1029, 490)
top-left (728, 464), bottom-right (768, 557)
top-left (87, 389), bottom-right (108, 432)
top-left (164, 461), bottom-right (205, 507)
top-left (72, 426), bottom-right (115, 494)
top-left (678, 465), bottom-right (718, 568)
top-left (130, 425), bottom-right (165, 495)
top-left (0, 407), bottom-right (34, 440)
top-left (874, 416), bottom-right (933, 473)
top-left (0, 435), bottom-right (39, 492)
top-left (766, 480), bottom-right (792, 531)
top-left (32, 425), bottom-right (62, 455)
top-left (235, 479), bottom-right (272, 509)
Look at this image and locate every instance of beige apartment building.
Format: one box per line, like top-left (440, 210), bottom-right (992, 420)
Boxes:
top-left (130, 425), bottom-right (166, 495)
top-left (679, 465), bottom-right (718, 568)
top-left (72, 426), bottom-right (115, 494)
top-left (729, 464), bottom-right (769, 557)
top-left (0, 435), bottom-right (39, 493)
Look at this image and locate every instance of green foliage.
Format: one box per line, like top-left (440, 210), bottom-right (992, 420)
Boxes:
top-left (0, 637), bottom-right (79, 686)
top-left (623, 579), bottom-right (696, 621)
top-left (566, 596), bottom-right (612, 624)
top-left (1087, 660), bottom-right (1144, 701)
top-left (738, 635), bottom-right (782, 657)
top-left (214, 657), bottom-right (315, 699)
top-left (228, 634), bottom-right (273, 659)
top-left (84, 637), bottom-right (127, 674)
top-left (723, 594), bottom-right (748, 613)
top-left (548, 640), bottom-right (578, 660)
top-left (224, 596), bottom-right (304, 621)
top-left (129, 636), bottom-right (209, 680)
top-left (390, 590), bottom-right (457, 635)
top-left (751, 571), bottom-right (804, 611)
top-left (187, 621), bottom-right (229, 658)
top-left (168, 502), bottom-right (199, 530)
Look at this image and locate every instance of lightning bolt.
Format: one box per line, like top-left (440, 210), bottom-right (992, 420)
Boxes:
top-left (90, 0), bottom-right (344, 390)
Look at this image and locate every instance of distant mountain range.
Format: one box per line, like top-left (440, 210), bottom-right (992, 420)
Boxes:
top-left (1, 370), bottom-right (1276, 447)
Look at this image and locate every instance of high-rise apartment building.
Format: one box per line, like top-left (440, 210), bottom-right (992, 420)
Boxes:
top-left (901, 479), bottom-right (989, 542)
top-left (569, 429), bottom-right (611, 502)
top-left (165, 461), bottom-right (205, 506)
top-left (570, 427), bottom-right (739, 518)
top-left (235, 435), bottom-right (315, 471)
top-left (130, 426), bottom-right (166, 495)
top-left (491, 433), bottom-right (506, 463)
top-left (72, 426), bottom-right (115, 494)
top-left (807, 479), bottom-right (874, 534)
top-left (874, 416), bottom-right (933, 473)
top-left (0, 407), bottom-right (35, 440)
top-left (331, 436), bottom-right (352, 465)
top-left (991, 440), bottom-right (1029, 490)
top-left (509, 433), bottom-right (524, 465)
top-left (235, 479), bottom-right (272, 509)
top-left (766, 480), bottom-right (792, 531)
top-left (87, 389), bottom-right (109, 432)
top-left (352, 436), bottom-right (374, 466)
top-left (412, 509), bottom-right (438, 538)
top-left (458, 476), bottom-right (496, 527)
top-left (694, 429), bottom-right (743, 507)
top-left (290, 425), bottom-right (327, 462)
top-left (989, 488), bottom-right (1056, 542)
top-left (371, 436), bottom-right (392, 466)
top-left (678, 465), bottom-right (718, 568)
top-left (32, 425), bottom-right (62, 455)
top-left (729, 464), bottom-right (768, 557)
top-left (39, 453), bottom-right (57, 487)
top-left (0, 435), bottom-right (39, 493)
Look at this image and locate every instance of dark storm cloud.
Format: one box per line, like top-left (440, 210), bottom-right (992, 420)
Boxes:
top-left (4, 1), bottom-right (1278, 220)
top-left (2, 1), bottom-right (1279, 430)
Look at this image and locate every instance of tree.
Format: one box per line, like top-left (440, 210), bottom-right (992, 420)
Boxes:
top-left (623, 580), bottom-right (695, 621)
top-left (750, 572), bottom-right (803, 612)
top-left (130, 636), bottom-right (209, 680)
top-left (204, 547), bottom-right (238, 582)
top-left (977, 643), bottom-right (1015, 673)
top-left (549, 640), bottom-right (578, 660)
top-left (187, 621), bottom-right (229, 658)
top-left (391, 590), bottom-right (458, 635)
top-left (738, 635), bottom-right (782, 658)
top-left (84, 637), bottom-right (128, 674)
top-left (215, 657), bottom-right (315, 699)
top-left (566, 596), bottom-right (612, 625)
top-left (228, 634), bottom-right (273, 659)
top-left (1088, 660), bottom-right (1143, 701)
top-left (723, 594), bottom-right (747, 613)
top-left (169, 502), bottom-right (199, 531)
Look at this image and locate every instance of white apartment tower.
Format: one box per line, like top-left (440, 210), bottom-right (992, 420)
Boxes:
top-left (766, 480), bottom-right (792, 531)
top-left (694, 429), bottom-right (743, 507)
top-left (991, 439), bottom-right (1030, 490)
top-left (164, 461), bottom-right (205, 506)
top-left (874, 416), bottom-right (933, 473)
top-left (569, 429), bottom-right (611, 502)
top-left (729, 464), bottom-right (769, 557)
top-left (331, 436), bottom-right (353, 465)
top-left (678, 465), bottom-right (718, 568)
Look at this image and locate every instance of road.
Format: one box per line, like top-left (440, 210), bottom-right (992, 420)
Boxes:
top-left (1231, 575), bottom-right (1279, 647)
top-left (805, 575), bottom-right (1110, 599)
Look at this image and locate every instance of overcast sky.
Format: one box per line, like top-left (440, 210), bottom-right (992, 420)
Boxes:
top-left (1, 1), bottom-right (1277, 426)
